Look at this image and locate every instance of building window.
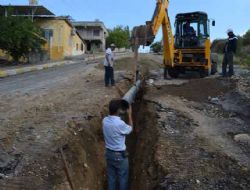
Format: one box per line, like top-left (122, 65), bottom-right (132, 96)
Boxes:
top-left (76, 43), bottom-right (79, 50)
top-left (81, 43), bottom-right (84, 51)
top-left (87, 30), bottom-right (92, 37)
top-left (93, 29), bottom-right (100, 36)
top-left (43, 29), bottom-right (53, 40)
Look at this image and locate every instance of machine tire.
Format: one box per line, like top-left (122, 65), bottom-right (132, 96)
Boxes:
top-left (211, 53), bottom-right (218, 75)
top-left (164, 67), bottom-right (168, 79)
top-left (200, 68), bottom-right (211, 78)
top-left (168, 68), bottom-right (179, 78)
top-left (211, 61), bottom-right (218, 75)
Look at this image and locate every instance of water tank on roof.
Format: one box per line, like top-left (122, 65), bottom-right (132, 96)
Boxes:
top-left (29, 0), bottom-right (38, 5)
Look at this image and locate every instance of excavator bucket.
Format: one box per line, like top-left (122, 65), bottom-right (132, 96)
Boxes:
top-left (130, 21), bottom-right (155, 47)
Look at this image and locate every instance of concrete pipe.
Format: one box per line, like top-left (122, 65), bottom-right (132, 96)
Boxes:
top-left (122, 80), bottom-right (142, 105)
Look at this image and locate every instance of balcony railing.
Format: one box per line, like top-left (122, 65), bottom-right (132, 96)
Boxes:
top-left (81, 34), bottom-right (104, 40)
top-left (77, 29), bottom-right (107, 41)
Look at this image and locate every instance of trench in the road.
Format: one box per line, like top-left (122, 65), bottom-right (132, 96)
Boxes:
top-left (49, 86), bottom-right (164, 190)
top-left (128, 96), bottom-right (163, 189)
top-left (2, 57), bottom-right (250, 190)
top-left (0, 67), bottom-right (161, 189)
top-left (57, 79), bottom-right (250, 190)
top-left (3, 77), bottom-right (249, 189)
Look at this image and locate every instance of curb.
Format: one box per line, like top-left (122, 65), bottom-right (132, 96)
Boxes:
top-left (0, 60), bottom-right (71, 78)
top-left (0, 53), bottom-right (131, 78)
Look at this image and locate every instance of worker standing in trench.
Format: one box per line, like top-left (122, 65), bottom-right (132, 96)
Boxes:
top-left (102, 99), bottom-right (133, 190)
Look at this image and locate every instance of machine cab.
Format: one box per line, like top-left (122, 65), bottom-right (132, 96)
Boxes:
top-left (174, 12), bottom-right (210, 49)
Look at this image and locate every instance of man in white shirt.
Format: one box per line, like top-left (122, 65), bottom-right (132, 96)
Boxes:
top-left (103, 99), bottom-right (133, 190)
top-left (104, 44), bottom-right (116, 87)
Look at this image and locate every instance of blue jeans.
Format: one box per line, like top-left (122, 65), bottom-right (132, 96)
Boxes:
top-left (104, 66), bottom-right (115, 86)
top-left (106, 149), bottom-right (129, 190)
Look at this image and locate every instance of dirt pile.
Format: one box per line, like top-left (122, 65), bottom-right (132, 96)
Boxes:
top-left (158, 77), bottom-right (236, 102)
top-left (128, 98), bottom-right (250, 189)
top-left (130, 66), bottom-right (250, 189)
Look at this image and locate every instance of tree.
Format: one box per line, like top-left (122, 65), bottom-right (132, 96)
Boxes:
top-left (236, 35), bottom-right (243, 55)
top-left (106, 26), bottom-right (130, 49)
top-left (211, 39), bottom-right (227, 54)
top-left (242, 30), bottom-right (250, 46)
top-left (0, 16), bottom-right (45, 62)
top-left (150, 41), bottom-right (162, 53)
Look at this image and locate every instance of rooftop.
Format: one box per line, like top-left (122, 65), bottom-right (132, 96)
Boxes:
top-left (0, 5), bottom-right (55, 17)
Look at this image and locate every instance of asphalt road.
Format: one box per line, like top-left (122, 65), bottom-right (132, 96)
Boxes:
top-left (0, 53), bottom-right (133, 95)
top-left (0, 61), bottom-right (95, 94)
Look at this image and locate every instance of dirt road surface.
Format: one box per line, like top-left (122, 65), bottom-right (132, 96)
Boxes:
top-left (0, 55), bottom-right (249, 189)
top-left (0, 56), bottom-right (134, 189)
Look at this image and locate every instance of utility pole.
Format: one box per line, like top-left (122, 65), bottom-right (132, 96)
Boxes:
top-left (29, 0), bottom-right (38, 22)
top-left (134, 42), bottom-right (139, 82)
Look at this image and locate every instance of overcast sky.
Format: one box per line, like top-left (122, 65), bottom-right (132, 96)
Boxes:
top-left (1, 0), bottom-right (250, 41)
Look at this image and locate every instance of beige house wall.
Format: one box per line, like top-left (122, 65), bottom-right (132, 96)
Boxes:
top-left (36, 19), bottom-right (85, 60)
top-left (0, 18), bottom-right (86, 62)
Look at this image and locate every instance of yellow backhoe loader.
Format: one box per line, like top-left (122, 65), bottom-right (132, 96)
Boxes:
top-left (131, 0), bottom-right (217, 78)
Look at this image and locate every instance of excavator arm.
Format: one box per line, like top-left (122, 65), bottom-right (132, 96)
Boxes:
top-left (151, 0), bottom-right (169, 35)
top-left (131, 0), bottom-right (175, 68)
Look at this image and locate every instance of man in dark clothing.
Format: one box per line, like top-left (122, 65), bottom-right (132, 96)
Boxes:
top-left (183, 21), bottom-right (196, 37)
top-left (183, 21), bottom-right (197, 47)
top-left (222, 29), bottom-right (238, 77)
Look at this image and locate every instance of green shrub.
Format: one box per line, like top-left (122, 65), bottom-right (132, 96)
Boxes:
top-left (150, 41), bottom-right (162, 53)
top-left (242, 30), bottom-right (250, 46)
top-left (0, 16), bottom-right (45, 62)
top-left (106, 26), bottom-right (130, 49)
top-left (211, 39), bottom-right (227, 54)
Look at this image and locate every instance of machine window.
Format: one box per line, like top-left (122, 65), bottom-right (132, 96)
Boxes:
top-left (199, 23), bottom-right (205, 36)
